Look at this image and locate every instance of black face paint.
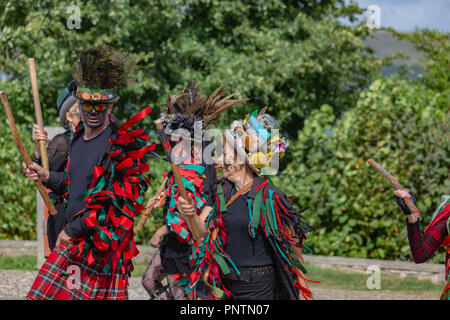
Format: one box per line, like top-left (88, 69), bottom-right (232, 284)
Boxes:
top-left (81, 104), bottom-right (108, 128)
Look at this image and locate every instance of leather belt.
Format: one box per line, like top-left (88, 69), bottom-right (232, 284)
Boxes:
top-left (223, 265), bottom-right (274, 282)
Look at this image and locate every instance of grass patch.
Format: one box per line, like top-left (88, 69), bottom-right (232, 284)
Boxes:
top-left (305, 264), bottom-right (443, 293)
top-left (131, 260), bottom-right (149, 278)
top-left (0, 254), bottom-right (37, 270)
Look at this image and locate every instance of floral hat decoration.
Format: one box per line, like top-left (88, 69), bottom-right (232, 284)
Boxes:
top-left (225, 107), bottom-right (289, 175)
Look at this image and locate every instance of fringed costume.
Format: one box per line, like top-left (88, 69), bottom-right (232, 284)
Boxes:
top-left (186, 108), bottom-right (317, 300)
top-left (142, 81), bottom-right (247, 299)
top-left (27, 47), bottom-right (155, 300)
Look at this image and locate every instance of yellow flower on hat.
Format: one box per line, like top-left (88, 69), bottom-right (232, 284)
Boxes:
top-left (249, 152), bottom-right (270, 169)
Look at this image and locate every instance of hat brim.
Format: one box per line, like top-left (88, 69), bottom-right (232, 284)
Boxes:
top-left (78, 96), bottom-right (119, 104)
top-left (76, 87), bottom-right (119, 104)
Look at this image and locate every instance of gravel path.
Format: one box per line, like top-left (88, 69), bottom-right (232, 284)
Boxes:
top-left (0, 269), bottom-right (439, 300)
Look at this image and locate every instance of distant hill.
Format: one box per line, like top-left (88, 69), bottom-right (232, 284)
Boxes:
top-left (365, 30), bottom-right (424, 78)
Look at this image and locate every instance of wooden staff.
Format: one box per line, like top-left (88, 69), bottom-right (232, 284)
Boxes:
top-left (0, 91), bottom-right (57, 215)
top-left (367, 159), bottom-right (420, 217)
top-left (136, 177), bottom-right (168, 232)
top-left (154, 120), bottom-right (201, 240)
top-left (28, 58), bottom-right (49, 171)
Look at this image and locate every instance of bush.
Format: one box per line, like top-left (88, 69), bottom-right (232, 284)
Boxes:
top-left (0, 117), bottom-right (36, 240)
top-left (279, 77), bottom-right (449, 262)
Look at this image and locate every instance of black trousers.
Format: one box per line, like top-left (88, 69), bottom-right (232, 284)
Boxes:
top-left (222, 265), bottom-right (276, 300)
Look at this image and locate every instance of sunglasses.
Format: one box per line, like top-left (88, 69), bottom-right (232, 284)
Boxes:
top-left (81, 103), bottom-right (108, 112)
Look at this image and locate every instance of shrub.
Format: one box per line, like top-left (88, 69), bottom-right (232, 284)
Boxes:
top-left (279, 77), bottom-right (449, 262)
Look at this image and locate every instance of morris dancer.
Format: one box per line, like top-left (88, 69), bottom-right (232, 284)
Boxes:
top-left (395, 190), bottom-right (450, 300)
top-left (31, 80), bottom-right (80, 250)
top-left (141, 81), bottom-right (246, 299)
top-left (24, 46), bottom-right (154, 300)
top-left (179, 108), bottom-right (316, 300)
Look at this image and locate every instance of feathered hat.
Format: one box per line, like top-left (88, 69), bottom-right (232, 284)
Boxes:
top-left (224, 107), bottom-right (289, 175)
top-left (72, 46), bottom-right (134, 104)
top-left (159, 80), bottom-right (249, 141)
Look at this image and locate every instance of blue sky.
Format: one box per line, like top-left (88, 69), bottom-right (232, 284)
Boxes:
top-left (349, 0), bottom-right (450, 32)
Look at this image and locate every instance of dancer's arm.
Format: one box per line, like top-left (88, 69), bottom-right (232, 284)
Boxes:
top-left (395, 189), bottom-right (448, 263)
top-left (150, 225), bottom-right (169, 248)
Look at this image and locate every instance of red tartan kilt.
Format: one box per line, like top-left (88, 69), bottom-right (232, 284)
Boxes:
top-left (27, 244), bottom-right (129, 300)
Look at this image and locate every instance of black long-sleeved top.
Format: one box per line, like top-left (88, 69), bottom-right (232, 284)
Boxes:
top-left (46, 126), bottom-right (113, 239)
top-left (223, 183), bottom-right (274, 267)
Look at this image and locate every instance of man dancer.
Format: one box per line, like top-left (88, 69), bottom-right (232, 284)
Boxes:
top-left (24, 46), bottom-right (154, 300)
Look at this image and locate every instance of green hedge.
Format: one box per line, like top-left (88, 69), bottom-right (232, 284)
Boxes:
top-left (0, 119), bottom-right (36, 239)
top-left (278, 77), bottom-right (449, 262)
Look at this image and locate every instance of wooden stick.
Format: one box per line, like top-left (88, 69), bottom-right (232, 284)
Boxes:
top-left (28, 58), bottom-right (49, 171)
top-left (154, 120), bottom-right (201, 240)
top-left (136, 177), bottom-right (168, 232)
top-left (0, 91), bottom-right (57, 215)
top-left (367, 159), bottom-right (419, 216)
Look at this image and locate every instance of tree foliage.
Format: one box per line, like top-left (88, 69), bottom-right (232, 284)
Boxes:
top-left (0, 0), bottom-right (447, 264)
top-left (1, 0), bottom-right (378, 132)
top-left (279, 77), bottom-right (448, 261)
top-left (0, 120), bottom-right (36, 239)
top-left (0, 0), bottom-right (379, 241)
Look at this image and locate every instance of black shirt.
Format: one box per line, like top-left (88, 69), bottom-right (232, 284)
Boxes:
top-left (222, 183), bottom-right (274, 268)
top-left (64, 126), bottom-right (113, 238)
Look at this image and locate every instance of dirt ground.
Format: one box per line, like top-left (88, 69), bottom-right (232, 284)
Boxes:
top-left (0, 269), bottom-right (439, 300)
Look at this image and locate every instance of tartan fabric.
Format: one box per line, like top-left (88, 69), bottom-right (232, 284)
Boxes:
top-left (27, 244), bottom-right (128, 300)
top-left (407, 218), bottom-right (448, 263)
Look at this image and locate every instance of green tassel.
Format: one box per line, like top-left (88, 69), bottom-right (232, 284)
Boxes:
top-left (251, 189), bottom-right (263, 230)
top-left (265, 190), bottom-right (277, 235)
top-left (213, 253), bottom-right (230, 275)
top-left (218, 191), bottom-right (227, 212)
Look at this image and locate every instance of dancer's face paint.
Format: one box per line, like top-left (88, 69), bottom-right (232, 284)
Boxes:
top-left (80, 103), bottom-right (110, 128)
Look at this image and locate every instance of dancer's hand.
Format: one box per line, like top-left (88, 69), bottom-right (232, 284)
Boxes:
top-left (394, 189), bottom-right (410, 199)
top-left (33, 124), bottom-right (48, 159)
top-left (150, 232), bottom-right (163, 248)
top-left (55, 230), bottom-right (72, 248)
top-left (146, 192), bottom-right (165, 209)
top-left (150, 226), bottom-right (168, 248)
top-left (178, 195), bottom-right (195, 217)
top-left (394, 188), bottom-right (417, 216)
top-left (33, 124), bottom-right (48, 142)
top-left (23, 161), bottom-right (49, 183)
